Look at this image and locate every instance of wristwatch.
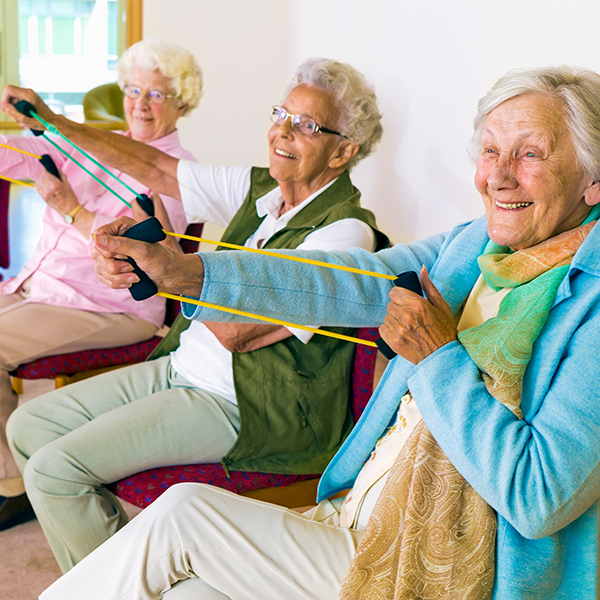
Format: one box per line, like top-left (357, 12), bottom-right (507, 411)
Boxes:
top-left (63, 204), bottom-right (83, 224)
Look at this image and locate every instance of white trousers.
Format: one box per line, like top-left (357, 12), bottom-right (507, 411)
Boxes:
top-left (40, 482), bottom-right (362, 600)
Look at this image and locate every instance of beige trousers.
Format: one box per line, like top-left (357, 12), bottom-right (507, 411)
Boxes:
top-left (40, 482), bottom-right (362, 600)
top-left (0, 290), bottom-right (157, 480)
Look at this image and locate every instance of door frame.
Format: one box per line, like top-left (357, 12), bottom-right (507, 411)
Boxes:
top-left (0, 0), bottom-right (19, 126)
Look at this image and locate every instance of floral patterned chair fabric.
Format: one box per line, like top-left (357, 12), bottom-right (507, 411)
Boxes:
top-left (110, 327), bottom-right (380, 508)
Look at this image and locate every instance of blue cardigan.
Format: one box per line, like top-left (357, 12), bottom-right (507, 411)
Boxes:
top-left (184, 216), bottom-right (600, 599)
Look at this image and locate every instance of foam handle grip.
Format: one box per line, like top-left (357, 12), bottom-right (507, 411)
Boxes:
top-left (14, 99), bottom-right (36, 117)
top-left (13, 100), bottom-right (44, 136)
top-left (39, 154), bottom-right (60, 179)
top-left (375, 271), bottom-right (423, 360)
top-left (121, 217), bottom-right (166, 301)
top-left (136, 193), bottom-right (155, 217)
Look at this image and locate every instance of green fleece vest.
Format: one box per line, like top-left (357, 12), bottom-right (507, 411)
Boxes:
top-left (150, 167), bottom-right (388, 475)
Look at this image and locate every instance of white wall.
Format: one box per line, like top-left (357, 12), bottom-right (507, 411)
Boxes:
top-left (144, 0), bottom-right (289, 167)
top-left (144, 0), bottom-right (600, 244)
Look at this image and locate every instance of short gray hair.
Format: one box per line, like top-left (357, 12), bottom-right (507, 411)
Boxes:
top-left (469, 65), bottom-right (600, 179)
top-left (117, 37), bottom-right (203, 117)
top-left (283, 58), bottom-right (383, 169)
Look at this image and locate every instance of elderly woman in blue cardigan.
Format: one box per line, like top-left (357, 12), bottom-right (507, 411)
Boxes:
top-left (15, 65), bottom-right (600, 600)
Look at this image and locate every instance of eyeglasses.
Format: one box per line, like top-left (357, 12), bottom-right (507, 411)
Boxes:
top-left (270, 106), bottom-right (348, 139)
top-left (123, 85), bottom-right (176, 105)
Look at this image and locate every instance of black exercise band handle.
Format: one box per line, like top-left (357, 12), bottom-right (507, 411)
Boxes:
top-left (135, 193), bottom-right (155, 217)
top-left (12, 101), bottom-right (62, 178)
top-left (375, 271), bottom-right (423, 359)
top-left (39, 154), bottom-right (60, 179)
top-left (121, 217), bottom-right (166, 301)
top-left (14, 99), bottom-right (45, 136)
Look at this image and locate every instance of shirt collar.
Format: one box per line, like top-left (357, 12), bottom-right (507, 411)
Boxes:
top-left (255, 177), bottom-right (339, 224)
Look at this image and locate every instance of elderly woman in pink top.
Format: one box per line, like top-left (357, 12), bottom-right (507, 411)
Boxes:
top-left (0, 38), bottom-right (201, 519)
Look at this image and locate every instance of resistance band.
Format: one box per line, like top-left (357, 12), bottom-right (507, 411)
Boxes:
top-left (1, 137), bottom-right (133, 208)
top-left (0, 141), bottom-right (42, 160)
top-left (0, 174), bottom-right (35, 188)
top-left (41, 134), bottom-right (133, 209)
top-left (10, 101), bottom-right (420, 353)
top-left (0, 138), bottom-right (63, 182)
top-left (12, 101), bottom-right (154, 214)
top-left (163, 230), bottom-right (422, 357)
top-left (158, 292), bottom-right (378, 348)
top-left (122, 219), bottom-right (420, 352)
top-left (166, 231), bottom-right (399, 281)
top-left (1, 126), bottom-right (130, 206)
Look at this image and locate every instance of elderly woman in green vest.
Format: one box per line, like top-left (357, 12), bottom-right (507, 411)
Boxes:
top-left (2, 58), bottom-right (388, 572)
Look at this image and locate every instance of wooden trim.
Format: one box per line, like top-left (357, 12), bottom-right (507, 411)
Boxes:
top-left (0, 121), bottom-right (126, 132)
top-left (126, 0), bottom-right (143, 47)
top-left (0, 121), bottom-right (26, 130)
top-left (54, 363), bottom-right (130, 389)
top-left (242, 478), bottom-right (320, 509)
top-left (82, 121), bottom-right (127, 130)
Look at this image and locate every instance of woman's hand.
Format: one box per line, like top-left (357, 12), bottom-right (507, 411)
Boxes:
top-left (0, 85), bottom-right (56, 130)
top-left (36, 168), bottom-right (96, 238)
top-left (36, 169), bottom-right (79, 216)
top-left (91, 217), bottom-right (204, 297)
top-left (132, 193), bottom-right (183, 254)
top-left (379, 267), bottom-right (458, 364)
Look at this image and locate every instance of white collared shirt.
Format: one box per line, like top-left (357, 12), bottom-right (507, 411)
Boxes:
top-left (170, 161), bottom-right (376, 405)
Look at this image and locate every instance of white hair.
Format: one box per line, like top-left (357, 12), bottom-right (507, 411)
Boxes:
top-left (469, 65), bottom-right (600, 179)
top-left (284, 58), bottom-right (383, 169)
top-left (117, 37), bottom-right (203, 117)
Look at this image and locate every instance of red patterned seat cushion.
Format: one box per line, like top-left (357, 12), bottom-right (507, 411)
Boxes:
top-left (111, 466), bottom-right (318, 507)
top-left (10, 337), bottom-right (163, 379)
top-left (110, 328), bottom-right (380, 508)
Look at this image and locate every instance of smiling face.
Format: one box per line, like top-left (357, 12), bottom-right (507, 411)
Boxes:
top-left (123, 66), bottom-right (186, 143)
top-left (475, 93), bottom-right (600, 251)
top-left (267, 83), bottom-right (358, 205)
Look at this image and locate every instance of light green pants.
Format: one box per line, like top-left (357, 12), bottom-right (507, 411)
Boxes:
top-left (6, 356), bottom-right (240, 573)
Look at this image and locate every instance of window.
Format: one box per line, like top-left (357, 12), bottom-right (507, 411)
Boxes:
top-left (17, 0), bottom-right (126, 121)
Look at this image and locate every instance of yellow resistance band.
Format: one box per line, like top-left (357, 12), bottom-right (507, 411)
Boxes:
top-left (0, 174), bottom-right (35, 188)
top-left (0, 144), bottom-right (41, 188)
top-left (158, 231), bottom-right (398, 347)
top-left (158, 292), bottom-right (378, 348)
top-left (164, 230), bottom-right (397, 281)
top-left (0, 142), bottom-right (42, 160)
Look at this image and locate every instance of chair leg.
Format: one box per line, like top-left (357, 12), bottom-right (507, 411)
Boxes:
top-left (11, 377), bottom-right (23, 395)
top-left (54, 375), bottom-right (71, 389)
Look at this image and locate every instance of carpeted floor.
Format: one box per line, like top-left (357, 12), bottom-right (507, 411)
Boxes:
top-left (0, 498), bottom-right (143, 600)
top-left (0, 517), bottom-right (61, 600)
